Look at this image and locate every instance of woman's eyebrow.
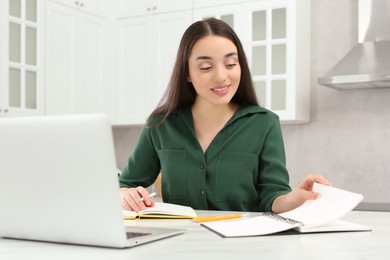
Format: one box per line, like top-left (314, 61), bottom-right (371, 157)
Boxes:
top-left (195, 52), bottom-right (238, 60)
top-left (225, 52), bottom-right (238, 58)
top-left (196, 55), bottom-right (212, 60)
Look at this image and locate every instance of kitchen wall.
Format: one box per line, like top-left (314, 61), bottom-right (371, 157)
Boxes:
top-left (113, 0), bottom-right (390, 210)
top-left (282, 0), bottom-right (390, 210)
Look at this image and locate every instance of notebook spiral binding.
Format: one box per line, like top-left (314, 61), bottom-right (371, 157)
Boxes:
top-left (263, 212), bottom-right (304, 226)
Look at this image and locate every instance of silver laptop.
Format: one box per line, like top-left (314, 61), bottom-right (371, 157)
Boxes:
top-left (0, 114), bottom-right (183, 248)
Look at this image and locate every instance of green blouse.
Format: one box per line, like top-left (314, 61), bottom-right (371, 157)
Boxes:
top-left (119, 104), bottom-right (291, 212)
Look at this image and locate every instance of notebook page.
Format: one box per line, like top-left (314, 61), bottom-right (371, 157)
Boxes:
top-left (280, 183), bottom-right (363, 226)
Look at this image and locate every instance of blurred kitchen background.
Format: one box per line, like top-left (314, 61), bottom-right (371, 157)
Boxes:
top-left (113, 0), bottom-right (390, 211)
top-left (1, 0), bottom-right (389, 210)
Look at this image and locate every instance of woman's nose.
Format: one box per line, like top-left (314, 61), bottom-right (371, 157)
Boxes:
top-left (213, 65), bottom-right (227, 83)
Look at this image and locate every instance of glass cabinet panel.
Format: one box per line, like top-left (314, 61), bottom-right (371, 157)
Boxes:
top-left (9, 22), bottom-right (21, 62)
top-left (26, 26), bottom-right (37, 65)
top-left (271, 80), bottom-right (286, 110)
top-left (272, 8), bottom-right (286, 39)
top-left (250, 6), bottom-right (288, 112)
top-left (9, 68), bottom-right (21, 107)
top-left (26, 71), bottom-right (37, 109)
top-left (254, 81), bottom-right (266, 105)
top-left (9, 0), bottom-right (21, 18)
top-left (4, 0), bottom-right (41, 114)
top-left (252, 10), bottom-right (266, 41)
top-left (220, 14), bottom-right (234, 28)
top-left (272, 44), bottom-right (286, 74)
top-left (252, 45), bottom-right (266, 76)
top-left (26, 0), bottom-right (37, 22)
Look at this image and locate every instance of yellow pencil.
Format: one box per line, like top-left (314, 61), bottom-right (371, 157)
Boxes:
top-left (193, 213), bottom-right (250, 223)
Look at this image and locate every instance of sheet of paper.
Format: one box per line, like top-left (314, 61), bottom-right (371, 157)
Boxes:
top-left (280, 183), bottom-right (363, 226)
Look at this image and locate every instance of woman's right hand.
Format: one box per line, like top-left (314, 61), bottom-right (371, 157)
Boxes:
top-left (120, 186), bottom-right (155, 212)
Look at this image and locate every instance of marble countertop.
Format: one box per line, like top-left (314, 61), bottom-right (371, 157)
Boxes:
top-left (0, 210), bottom-right (389, 260)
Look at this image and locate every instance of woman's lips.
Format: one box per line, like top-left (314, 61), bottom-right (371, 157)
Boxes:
top-left (211, 85), bottom-right (230, 96)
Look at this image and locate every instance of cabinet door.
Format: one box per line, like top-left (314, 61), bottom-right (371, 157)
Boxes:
top-left (0, 0), bottom-right (43, 117)
top-left (243, 2), bottom-right (288, 111)
top-left (150, 10), bottom-right (193, 113)
top-left (243, 0), bottom-right (310, 123)
top-left (114, 10), bottom-right (193, 125)
top-left (0, 0), bottom-right (8, 115)
top-left (115, 17), bottom-right (153, 124)
top-left (74, 12), bottom-right (108, 114)
top-left (45, 1), bottom-right (108, 115)
top-left (45, 2), bottom-right (76, 114)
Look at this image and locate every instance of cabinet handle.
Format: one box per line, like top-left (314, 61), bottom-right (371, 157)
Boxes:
top-left (80, 3), bottom-right (84, 7)
top-left (75, 1), bottom-right (79, 5)
top-left (147, 6), bottom-right (157, 11)
top-left (4, 108), bottom-right (8, 113)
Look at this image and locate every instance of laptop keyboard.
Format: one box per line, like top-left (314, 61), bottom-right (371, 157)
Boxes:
top-left (126, 232), bottom-right (152, 239)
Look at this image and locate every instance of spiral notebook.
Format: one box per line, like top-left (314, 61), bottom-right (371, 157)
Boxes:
top-left (202, 183), bottom-right (371, 237)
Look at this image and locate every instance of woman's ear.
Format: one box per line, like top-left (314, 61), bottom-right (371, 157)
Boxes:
top-left (187, 76), bottom-right (191, 82)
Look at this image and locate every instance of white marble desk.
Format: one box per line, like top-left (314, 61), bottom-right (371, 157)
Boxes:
top-left (0, 210), bottom-right (389, 260)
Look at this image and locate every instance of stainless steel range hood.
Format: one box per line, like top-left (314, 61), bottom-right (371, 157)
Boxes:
top-left (318, 0), bottom-right (390, 90)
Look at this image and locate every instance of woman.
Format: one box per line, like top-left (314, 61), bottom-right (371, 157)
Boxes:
top-left (119, 18), bottom-right (330, 213)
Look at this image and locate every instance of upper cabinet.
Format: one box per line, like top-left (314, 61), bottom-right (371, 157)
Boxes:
top-left (194, 0), bottom-right (311, 123)
top-left (1, 0), bottom-right (310, 124)
top-left (114, 5), bottom-right (193, 125)
top-left (0, 0), bottom-right (44, 117)
top-left (45, 0), bottom-right (110, 116)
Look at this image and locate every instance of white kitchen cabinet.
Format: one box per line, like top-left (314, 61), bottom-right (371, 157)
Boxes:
top-left (45, 0), bottom-right (109, 116)
top-left (48, 0), bottom-right (107, 17)
top-left (116, 0), bottom-right (192, 18)
top-left (194, 0), bottom-right (311, 123)
top-left (0, 0), bottom-right (44, 117)
top-left (115, 10), bottom-right (193, 125)
top-left (243, 0), bottom-right (311, 123)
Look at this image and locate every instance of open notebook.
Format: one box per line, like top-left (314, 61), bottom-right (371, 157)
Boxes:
top-left (0, 114), bottom-right (184, 248)
top-left (123, 202), bottom-right (198, 220)
top-left (202, 183), bottom-right (371, 237)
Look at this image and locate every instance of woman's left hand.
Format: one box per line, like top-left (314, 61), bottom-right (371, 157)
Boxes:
top-left (272, 174), bottom-right (332, 213)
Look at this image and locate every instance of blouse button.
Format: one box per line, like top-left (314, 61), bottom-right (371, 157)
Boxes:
top-left (200, 165), bottom-right (205, 170)
top-left (201, 190), bottom-right (205, 196)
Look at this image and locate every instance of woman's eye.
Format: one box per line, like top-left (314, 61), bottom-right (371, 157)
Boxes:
top-left (226, 63), bottom-right (237, 68)
top-left (200, 66), bottom-right (212, 71)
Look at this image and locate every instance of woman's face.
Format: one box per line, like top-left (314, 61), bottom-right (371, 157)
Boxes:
top-left (188, 35), bottom-right (241, 107)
